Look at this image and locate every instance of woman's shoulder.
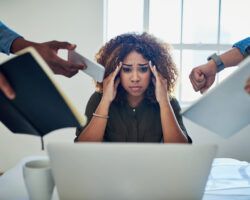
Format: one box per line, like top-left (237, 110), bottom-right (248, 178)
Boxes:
top-left (169, 96), bottom-right (181, 112)
top-left (87, 91), bottom-right (103, 105)
top-left (90, 91), bottom-right (103, 98)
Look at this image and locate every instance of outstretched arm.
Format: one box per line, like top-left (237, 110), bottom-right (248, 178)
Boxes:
top-left (189, 37), bottom-right (250, 93)
top-left (0, 21), bottom-right (86, 99)
top-left (189, 48), bottom-right (244, 93)
top-left (11, 38), bottom-right (85, 77)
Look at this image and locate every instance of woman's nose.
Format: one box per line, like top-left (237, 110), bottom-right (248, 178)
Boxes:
top-left (130, 70), bottom-right (140, 82)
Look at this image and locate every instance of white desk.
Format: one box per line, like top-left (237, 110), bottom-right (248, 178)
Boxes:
top-left (204, 158), bottom-right (250, 200)
top-left (0, 156), bottom-right (60, 200)
top-left (0, 156), bottom-right (250, 200)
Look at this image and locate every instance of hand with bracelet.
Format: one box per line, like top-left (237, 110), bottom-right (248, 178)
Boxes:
top-left (76, 63), bottom-right (121, 141)
top-left (76, 32), bottom-right (192, 144)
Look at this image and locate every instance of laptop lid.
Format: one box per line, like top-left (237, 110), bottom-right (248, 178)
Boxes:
top-left (182, 56), bottom-right (250, 138)
top-left (47, 143), bottom-right (217, 200)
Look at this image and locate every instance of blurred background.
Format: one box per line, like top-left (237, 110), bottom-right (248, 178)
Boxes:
top-left (0, 0), bottom-right (249, 171)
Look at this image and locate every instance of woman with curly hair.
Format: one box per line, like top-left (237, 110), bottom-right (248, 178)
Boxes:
top-left (75, 32), bottom-right (192, 143)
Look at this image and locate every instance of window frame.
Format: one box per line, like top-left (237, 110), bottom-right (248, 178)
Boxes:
top-left (104, 0), bottom-right (234, 105)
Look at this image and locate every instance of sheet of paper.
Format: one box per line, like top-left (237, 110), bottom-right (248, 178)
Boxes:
top-left (68, 50), bottom-right (105, 82)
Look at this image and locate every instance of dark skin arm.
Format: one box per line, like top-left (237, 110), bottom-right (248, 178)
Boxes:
top-left (0, 38), bottom-right (86, 99)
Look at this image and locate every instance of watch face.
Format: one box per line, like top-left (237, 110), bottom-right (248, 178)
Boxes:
top-left (207, 53), bottom-right (216, 61)
top-left (208, 53), bottom-right (224, 72)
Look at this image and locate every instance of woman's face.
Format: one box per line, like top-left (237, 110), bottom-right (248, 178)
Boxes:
top-left (120, 51), bottom-right (151, 99)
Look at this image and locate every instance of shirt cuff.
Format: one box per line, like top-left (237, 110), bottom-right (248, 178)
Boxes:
top-left (0, 22), bottom-right (23, 55)
top-left (232, 37), bottom-right (250, 57)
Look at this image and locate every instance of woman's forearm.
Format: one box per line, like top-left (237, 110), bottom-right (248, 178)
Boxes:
top-left (77, 99), bottom-right (111, 142)
top-left (159, 100), bottom-right (188, 143)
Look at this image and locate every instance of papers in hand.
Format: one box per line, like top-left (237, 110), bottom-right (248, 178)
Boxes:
top-left (68, 50), bottom-right (105, 82)
top-left (181, 57), bottom-right (250, 138)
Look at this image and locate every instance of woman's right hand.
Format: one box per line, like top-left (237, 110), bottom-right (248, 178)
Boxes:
top-left (102, 63), bottom-right (121, 103)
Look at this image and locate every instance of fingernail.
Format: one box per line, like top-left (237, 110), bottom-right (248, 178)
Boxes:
top-left (8, 92), bottom-right (16, 100)
top-left (71, 44), bottom-right (77, 49)
top-left (82, 64), bottom-right (87, 70)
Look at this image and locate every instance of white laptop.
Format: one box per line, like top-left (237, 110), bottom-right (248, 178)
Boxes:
top-left (182, 56), bottom-right (250, 138)
top-left (47, 143), bottom-right (217, 200)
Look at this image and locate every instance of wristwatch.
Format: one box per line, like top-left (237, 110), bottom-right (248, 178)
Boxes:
top-left (207, 53), bottom-right (225, 73)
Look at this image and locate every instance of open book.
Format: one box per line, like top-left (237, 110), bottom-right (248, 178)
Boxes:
top-left (0, 47), bottom-right (86, 149)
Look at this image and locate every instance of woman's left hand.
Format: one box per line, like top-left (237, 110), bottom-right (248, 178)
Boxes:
top-left (150, 62), bottom-right (169, 104)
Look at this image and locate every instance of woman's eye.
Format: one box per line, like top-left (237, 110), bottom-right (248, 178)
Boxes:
top-left (139, 66), bottom-right (149, 73)
top-left (122, 67), bottom-right (132, 73)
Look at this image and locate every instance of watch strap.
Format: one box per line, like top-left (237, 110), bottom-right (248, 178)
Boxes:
top-left (207, 53), bottom-right (225, 73)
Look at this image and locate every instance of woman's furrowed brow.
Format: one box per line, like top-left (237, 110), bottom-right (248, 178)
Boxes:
top-left (139, 63), bottom-right (149, 66)
top-left (122, 64), bottom-right (132, 67)
top-left (122, 63), bottom-right (149, 66)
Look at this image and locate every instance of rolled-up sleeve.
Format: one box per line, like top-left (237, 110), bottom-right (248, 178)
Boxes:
top-left (232, 37), bottom-right (250, 57)
top-left (0, 21), bottom-right (22, 55)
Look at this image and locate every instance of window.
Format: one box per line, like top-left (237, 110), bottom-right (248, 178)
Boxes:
top-left (105, 0), bottom-right (250, 104)
top-left (105, 0), bottom-right (144, 40)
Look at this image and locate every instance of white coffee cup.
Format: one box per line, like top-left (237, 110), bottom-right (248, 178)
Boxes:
top-left (23, 159), bottom-right (55, 200)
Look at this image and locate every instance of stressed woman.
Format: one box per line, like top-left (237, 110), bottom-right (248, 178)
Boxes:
top-left (75, 33), bottom-right (192, 143)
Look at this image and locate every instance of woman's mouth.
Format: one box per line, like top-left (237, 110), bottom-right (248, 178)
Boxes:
top-left (129, 86), bottom-right (142, 92)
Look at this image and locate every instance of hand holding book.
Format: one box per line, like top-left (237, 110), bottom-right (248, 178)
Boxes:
top-left (0, 47), bottom-right (86, 149)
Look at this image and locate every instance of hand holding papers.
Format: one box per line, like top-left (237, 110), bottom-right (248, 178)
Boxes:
top-left (68, 50), bottom-right (105, 82)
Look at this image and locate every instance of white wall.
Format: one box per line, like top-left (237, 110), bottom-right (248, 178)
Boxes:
top-left (1, 0), bottom-right (250, 172)
top-left (0, 0), bottom-right (103, 171)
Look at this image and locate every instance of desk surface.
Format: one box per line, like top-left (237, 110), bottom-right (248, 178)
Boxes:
top-left (0, 156), bottom-right (250, 200)
top-left (0, 156), bottom-right (59, 200)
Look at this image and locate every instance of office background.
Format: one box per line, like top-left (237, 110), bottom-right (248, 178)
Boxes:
top-left (0, 0), bottom-right (249, 171)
